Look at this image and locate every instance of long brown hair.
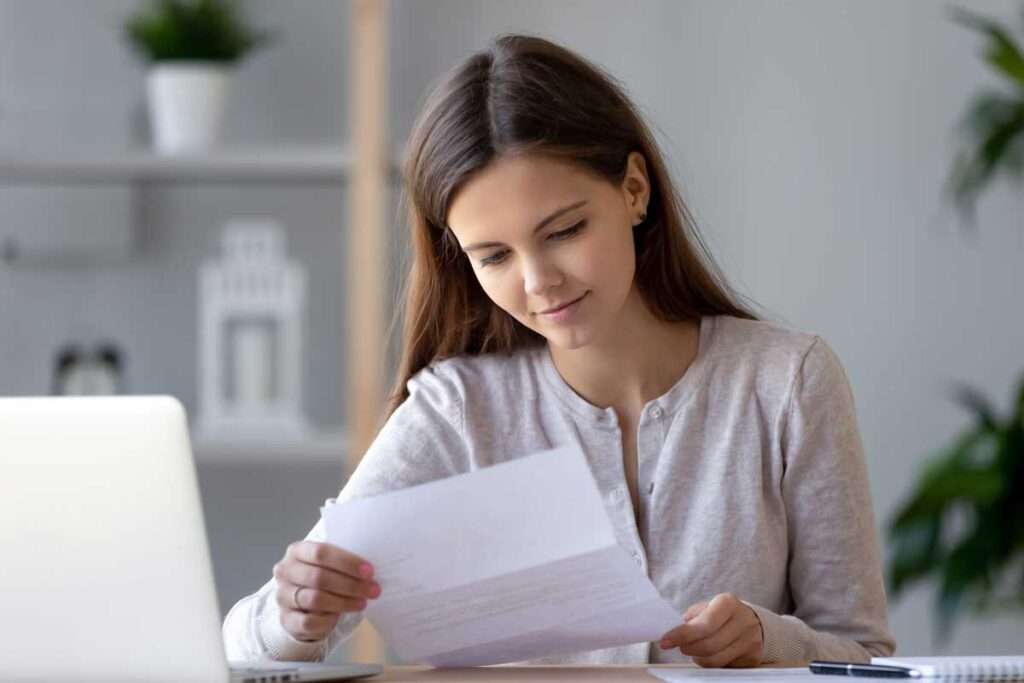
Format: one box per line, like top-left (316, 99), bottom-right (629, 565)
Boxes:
top-left (388, 34), bottom-right (760, 416)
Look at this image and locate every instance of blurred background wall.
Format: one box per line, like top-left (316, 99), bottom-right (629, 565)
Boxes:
top-left (1, 0), bottom-right (1021, 659)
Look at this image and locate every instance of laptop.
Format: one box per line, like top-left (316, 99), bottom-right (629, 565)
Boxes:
top-left (0, 396), bottom-right (382, 683)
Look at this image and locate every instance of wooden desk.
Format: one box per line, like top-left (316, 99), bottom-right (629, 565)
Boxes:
top-left (374, 664), bottom-right (791, 681)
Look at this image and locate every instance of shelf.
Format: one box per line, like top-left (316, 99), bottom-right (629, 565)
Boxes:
top-left (0, 145), bottom-right (400, 184)
top-left (192, 428), bottom-right (349, 465)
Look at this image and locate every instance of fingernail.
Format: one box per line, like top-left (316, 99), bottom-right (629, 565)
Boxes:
top-left (369, 583), bottom-right (381, 598)
top-left (659, 639), bottom-right (672, 649)
top-left (360, 563), bottom-right (373, 578)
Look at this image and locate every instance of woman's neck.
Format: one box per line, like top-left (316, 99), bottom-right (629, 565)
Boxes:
top-left (547, 289), bottom-right (701, 416)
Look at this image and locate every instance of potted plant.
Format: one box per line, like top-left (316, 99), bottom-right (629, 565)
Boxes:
top-left (887, 5), bottom-right (1024, 644)
top-left (124, 0), bottom-right (274, 153)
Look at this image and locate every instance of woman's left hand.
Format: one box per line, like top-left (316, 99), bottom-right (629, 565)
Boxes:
top-left (658, 593), bottom-right (764, 667)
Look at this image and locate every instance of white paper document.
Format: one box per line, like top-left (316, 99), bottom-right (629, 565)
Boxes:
top-left (647, 668), bottom-right (814, 683)
top-left (322, 446), bottom-right (681, 666)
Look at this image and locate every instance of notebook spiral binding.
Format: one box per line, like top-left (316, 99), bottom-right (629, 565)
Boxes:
top-left (939, 662), bottom-right (1024, 681)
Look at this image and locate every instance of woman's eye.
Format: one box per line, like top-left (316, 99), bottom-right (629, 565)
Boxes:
top-left (549, 221), bottom-right (585, 240)
top-left (479, 249), bottom-right (509, 267)
top-left (476, 221), bottom-right (584, 268)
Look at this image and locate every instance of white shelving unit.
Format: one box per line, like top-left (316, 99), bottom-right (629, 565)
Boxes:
top-left (0, 146), bottom-right (376, 462)
top-left (0, 145), bottom-right (388, 465)
top-left (3, 0), bottom-right (391, 660)
top-left (0, 145), bottom-right (398, 183)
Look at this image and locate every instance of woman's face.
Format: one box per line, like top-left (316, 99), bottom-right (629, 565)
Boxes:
top-left (446, 152), bottom-right (650, 351)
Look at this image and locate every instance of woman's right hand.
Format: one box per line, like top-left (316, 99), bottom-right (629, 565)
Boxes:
top-left (273, 540), bottom-right (382, 642)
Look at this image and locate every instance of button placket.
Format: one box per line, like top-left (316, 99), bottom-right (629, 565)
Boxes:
top-left (635, 413), bottom-right (664, 553)
top-left (595, 408), bottom-right (618, 428)
top-left (637, 421), bottom-right (659, 494)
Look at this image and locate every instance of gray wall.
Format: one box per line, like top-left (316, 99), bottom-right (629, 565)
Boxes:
top-left (2, 0), bottom-right (1022, 659)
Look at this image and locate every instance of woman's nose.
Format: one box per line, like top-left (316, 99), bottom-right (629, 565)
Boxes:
top-left (521, 256), bottom-right (564, 296)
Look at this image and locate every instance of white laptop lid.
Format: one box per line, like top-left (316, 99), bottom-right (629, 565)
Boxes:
top-left (0, 396), bottom-right (230, 683)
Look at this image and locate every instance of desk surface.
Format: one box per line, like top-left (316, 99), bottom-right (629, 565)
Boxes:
top-left (373, 664), bottom-right (802, 681)
top-left (376, 666), bottom-right (665, 681)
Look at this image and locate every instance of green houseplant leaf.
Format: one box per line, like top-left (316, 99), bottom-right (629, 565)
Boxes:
top-left (124, 0), bottom-right (274, 64)
top-left (946, 6), bottom-right (1024, 224)
top-left (951, 6), bottom-right (1024, 88)
top-left (887, 371), bottom-right (1024, 643)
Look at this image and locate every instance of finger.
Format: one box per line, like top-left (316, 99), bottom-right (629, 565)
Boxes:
top-left (683, 601), bottom-right (708, 622)
top-left (277, 582), bottom-right (369, 614)
top-left (275, 562), bottom-right (381, 601)
top-left (287, 540), bottom-right (373, 580)
top-left (692, 625), bottom-right (762, 668)
top-left (659, 601), bottom-right (708, 645)
top-left (281, 608), bottom-right (342, 642)
top-left (680, 594), bottom-right (740, 642)
top-left (663, 594), bottom-right (738, 646)
top-left (676, 614), bottom-right (740, 657)
top-left (698, 594), bottom-right (741, 632)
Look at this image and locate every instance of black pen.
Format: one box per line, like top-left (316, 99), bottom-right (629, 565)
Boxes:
top-left (810, 661), bottom-right (921, 678)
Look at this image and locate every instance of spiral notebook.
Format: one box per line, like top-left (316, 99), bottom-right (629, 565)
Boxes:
top-left (872, 657), bottom-right (1024, 681)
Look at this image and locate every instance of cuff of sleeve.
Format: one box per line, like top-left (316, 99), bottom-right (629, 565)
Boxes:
top-left (257, 601), bottom-right (328, 662)
top-left (744, 601), bottom-right (806, 665)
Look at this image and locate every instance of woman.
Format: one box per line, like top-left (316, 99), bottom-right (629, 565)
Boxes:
top-left (223, 34), bottom-right (895, 667)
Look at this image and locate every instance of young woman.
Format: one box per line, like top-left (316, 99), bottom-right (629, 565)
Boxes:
top-left (223, 34), bottom-right (895, 667)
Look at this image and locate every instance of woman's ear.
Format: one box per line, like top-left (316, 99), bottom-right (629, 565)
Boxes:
top-left (622, 151), bottom-right (650, 225)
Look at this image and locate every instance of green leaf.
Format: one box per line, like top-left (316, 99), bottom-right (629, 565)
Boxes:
top-left (889, 431), bottom-right (1003, 530)
top-left (951, 381), bottom-right (1000, 431)
top-left (123, 0), bottom-right (273, 63)
top-left (1016, 372), bottom-right (1024, 424)
top-left (935, 528), bottom-right (993, 642)
top-left (948, 94), bottom-right (1024, 219)
top-left (888, 515), bottom-right (941, 596)
top-left (890, 369), bottom-right (1024, 644)
top-left (892, 468), bottom-right (1003, 527)
top-left (951, 6), bottom-right (1024, 90)
top-left (947, 7), bottom-right (1024, 224)
top-left (935, 565), bottom-right (965, 644)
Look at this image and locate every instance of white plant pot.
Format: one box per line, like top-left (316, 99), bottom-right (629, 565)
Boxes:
top-left (146, 63), bottom-right (231, 153)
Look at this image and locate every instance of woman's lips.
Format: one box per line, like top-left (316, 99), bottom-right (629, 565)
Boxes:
top-left (539, 292), bottom-right (589, 322)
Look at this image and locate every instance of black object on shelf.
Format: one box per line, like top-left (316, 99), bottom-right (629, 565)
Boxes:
top-left (51, 342), bottom-right (126, 395)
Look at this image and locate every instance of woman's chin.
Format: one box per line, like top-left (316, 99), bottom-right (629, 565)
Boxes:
top-left (540, 326), bottom-right (595, 352)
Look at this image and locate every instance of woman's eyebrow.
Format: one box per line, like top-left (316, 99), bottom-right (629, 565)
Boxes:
top-left (461, 199), bottom-right (588, 252)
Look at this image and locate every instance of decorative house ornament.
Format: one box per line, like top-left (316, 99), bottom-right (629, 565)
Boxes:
top-left (197, 220), bottom-right (308, 439)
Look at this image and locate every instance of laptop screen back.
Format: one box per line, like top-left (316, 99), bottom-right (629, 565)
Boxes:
top-left (0, 396), bottom-right (229, 683)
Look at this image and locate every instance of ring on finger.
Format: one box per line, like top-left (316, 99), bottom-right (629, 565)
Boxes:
top-left (293, 585), bottom-right (306, 610)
